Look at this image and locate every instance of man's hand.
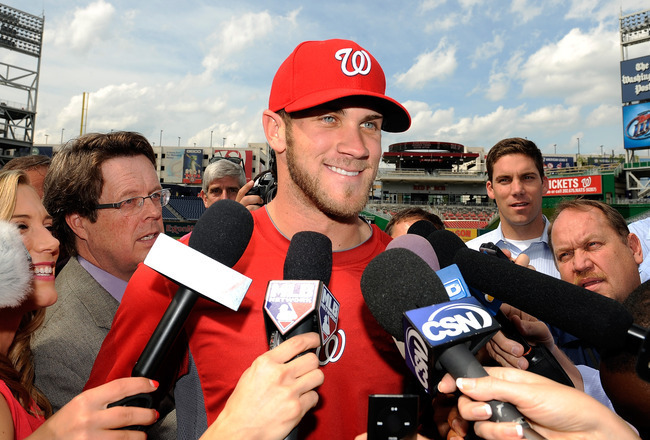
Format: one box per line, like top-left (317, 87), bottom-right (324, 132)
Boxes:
top-left (201, 332), bottom-right (324, 440)
top-left (236, 180), bottom-right (263, 211)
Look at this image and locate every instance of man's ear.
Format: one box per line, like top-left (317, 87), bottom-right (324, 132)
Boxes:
top-left (199, 190), bottom-right (209, 208)
top-left (65, 213), bottom-right (88, 241)
top-left (486, 180), bottom-right (495, 200)
top-left (541, 176), bottom-right (549, 196)
top-left (628, 232), bottom-right (644, 266)
top-left (263, 110), bottom-right (286, 154)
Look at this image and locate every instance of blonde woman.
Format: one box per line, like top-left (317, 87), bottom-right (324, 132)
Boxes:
top-left (0, 169), bottom-right (159, 439)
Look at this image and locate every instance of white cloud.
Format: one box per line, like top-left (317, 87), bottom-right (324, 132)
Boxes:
top-left (484, 72), bottom-right (510, 101)
top-left (420, 0), bottom-right (447, 12)
top-left (517, 26), bottom-right (620, 105)
top-left (395, 39), bottom-right (457, 89)
top-left (585, 103), bottom-right (620, 128)
top-left (510, 0), bottom-right (543, 23)
top-left (520, 104), bottom-right (581, 130)
top-left (201, 9), bottom-right (300, 76)
top-left (47, 0), bottom-right (116, 54)
top-left (472, 33), bottom-right (505, 63)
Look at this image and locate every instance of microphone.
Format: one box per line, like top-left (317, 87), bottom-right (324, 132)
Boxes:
top-left (0, 220), bottom-right (32, 308)
top-left (109, 199), bottom-right (254, 415)
top-left (264, 231), bottom-right (339, 348)
top-left (361, 248), bottom-right (546, 440)
top-left (425, 229), bottom-right (466, 269)
top-left (406, 219), bottom-right (438, 238)
top-left (386, 233), bottom-right (440, 271)
top-left (134, 199), bottom-right (254, 378)
top-left (428, 230), bottom-right (574, 387)
top-left (263, 231), bottom-right (338, 440)
top-left (453, 247), bottom-right (643, 354)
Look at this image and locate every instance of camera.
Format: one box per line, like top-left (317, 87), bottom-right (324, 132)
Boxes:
top-left (246, 170), bottom-right (276, 205)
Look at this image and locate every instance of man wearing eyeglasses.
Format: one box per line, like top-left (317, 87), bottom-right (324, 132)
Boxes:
top-left (33, 131), bottom-right (176, 439)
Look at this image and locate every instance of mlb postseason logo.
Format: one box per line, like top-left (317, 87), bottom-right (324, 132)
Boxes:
top-left (403, 297), bottom-right (500, 394)
top-left (318, 286), bottom-right (340, 345)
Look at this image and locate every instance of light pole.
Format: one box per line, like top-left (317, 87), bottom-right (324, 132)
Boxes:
top-left (45, 134), bottom-right (48, 144)
top-left (222, 137), bottom-right (226, 148)
top-left (577, 137), bottom-right (580, 156)
top-left (178, 137), bottom-right (181, 147)
top-left (554, 144), bottom-right (557, 154)
top-left (210, 131), bottom-right (213, 148)
top-left (600, 145), bottom-right (604, 157)
top-left (159, 130), bottom-right (163, 147)
top-left (61, 128), bottom-right (65, 144)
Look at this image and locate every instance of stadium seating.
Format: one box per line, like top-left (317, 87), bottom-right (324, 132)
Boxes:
top-left (168, 196), bottom-right (206, 221)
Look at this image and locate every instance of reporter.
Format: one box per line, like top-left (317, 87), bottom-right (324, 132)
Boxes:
top-left (437, 367), bottom-right (639, 440)
top-left (0, 170), bottom-right (159, 438)
top-left (201, 332), bottom-right (324, 440)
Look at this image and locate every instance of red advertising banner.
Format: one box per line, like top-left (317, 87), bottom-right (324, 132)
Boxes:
top-left (545, 175), bottom-right (602, 196)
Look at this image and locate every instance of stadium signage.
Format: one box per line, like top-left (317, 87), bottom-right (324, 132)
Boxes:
top-left (545, 175), bottom-right (602, 196)
top-left (621, 56), bottom-right (650, 103)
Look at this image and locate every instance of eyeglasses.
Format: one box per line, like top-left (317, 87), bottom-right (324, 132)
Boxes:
top-left (209, 156), bottom-right (244, 169)
top-left (95, 189), bottom-right (171, 217)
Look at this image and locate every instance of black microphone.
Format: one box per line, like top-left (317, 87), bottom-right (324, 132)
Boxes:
top-left (361, 248), bottom-right (546, 440)
top-left (407, 219), bottom-right (438, 238)
top-left (425, 229), bottom-right (467, 269)
top-left (109, 199), bottom-right (254, 415)
top-left (263, 231), bottom-right (337, 440)
top-left (428, 230), bottom-right (575, 387)
top-left (134, 199), bottom-right (254, 378)
top-left (453, 247), bottom-right (643, 354)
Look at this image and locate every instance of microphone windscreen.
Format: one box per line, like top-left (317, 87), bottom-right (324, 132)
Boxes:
top-left (453, 247), bottom-right (633, 351)
top-left (0, 221), bottom-right (32, 308)
top-left (361, 248), bottom-right (447, 340)
top-left (427, 229), bottom-right (466, 268)
top-left (387, 234), bottom-right (440, 271)
top-left (188, 199), bottom-right (254, 267)
top-left (283, 231), bottom-right (332, 284)
top-left (407, 219), bottom-right (437, 238)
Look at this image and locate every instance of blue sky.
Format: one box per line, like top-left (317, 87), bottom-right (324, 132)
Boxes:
top-left (6, 0), bottom-right (650, 157)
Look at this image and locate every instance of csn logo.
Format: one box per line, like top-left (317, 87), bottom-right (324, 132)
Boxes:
top-left (405, 327), bottom-right (429, 390)
top-left (421, 303), bottom-right (493, 342)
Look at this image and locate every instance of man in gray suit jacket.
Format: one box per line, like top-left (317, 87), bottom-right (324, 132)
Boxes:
top-left (33, 132), bottom-right (176, 439)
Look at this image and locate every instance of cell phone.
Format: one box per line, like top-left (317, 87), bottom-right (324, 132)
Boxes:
top-left (367, 394), bottom-right (418, 440)
top-left (479, 242), bottom-right (510, 261)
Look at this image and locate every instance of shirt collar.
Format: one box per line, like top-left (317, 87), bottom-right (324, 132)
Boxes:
top-left (77, 255), bottom-right (128, 302)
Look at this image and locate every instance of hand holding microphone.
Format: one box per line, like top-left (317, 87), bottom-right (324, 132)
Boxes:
top-left (437, 367), bottom-right (641, 440)
top-left (361, 248), bottom-right (547, 440)
top-left (263, 231), bottom-right (338, 440)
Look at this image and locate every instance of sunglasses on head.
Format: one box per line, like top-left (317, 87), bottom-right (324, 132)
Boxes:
top-left (209, 156), bottom-right (244, 168)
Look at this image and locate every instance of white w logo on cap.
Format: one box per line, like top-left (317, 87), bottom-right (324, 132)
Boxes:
top-left (335, 48), bottom-right (371, 76)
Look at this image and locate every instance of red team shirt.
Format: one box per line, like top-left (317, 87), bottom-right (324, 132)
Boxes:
top-left (86, 207), bottom-right (408, 438)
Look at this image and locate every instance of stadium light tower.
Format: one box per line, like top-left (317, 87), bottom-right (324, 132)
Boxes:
top-left (0, 3), bottom-right (44, 162)
top-left (620, 9), bottom-right (650, 56)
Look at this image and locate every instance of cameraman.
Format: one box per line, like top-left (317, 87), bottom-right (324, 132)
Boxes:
top-left (200, 157), bottom-right (263, 211)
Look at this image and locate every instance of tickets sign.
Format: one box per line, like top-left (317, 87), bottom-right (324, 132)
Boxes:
top-left (545, 175), bottom-right (602, 196)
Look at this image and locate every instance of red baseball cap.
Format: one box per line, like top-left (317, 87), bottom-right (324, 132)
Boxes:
top-left (269, 39), bottom-right (411, 133)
